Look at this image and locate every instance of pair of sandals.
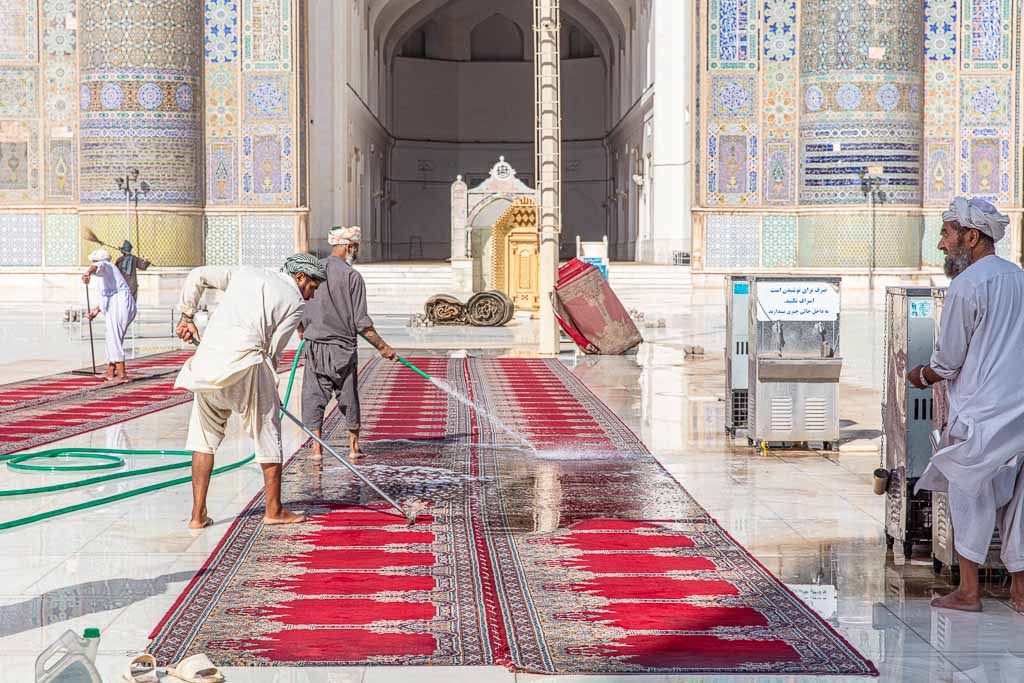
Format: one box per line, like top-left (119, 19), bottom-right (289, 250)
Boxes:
top-left (124, 653), bottom-right (224, 682)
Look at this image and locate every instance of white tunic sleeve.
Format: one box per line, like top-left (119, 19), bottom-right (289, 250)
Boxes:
top-left (930, 285), bottom-right (977, 381)
top-left (178, 266), bottom-right (236, 317)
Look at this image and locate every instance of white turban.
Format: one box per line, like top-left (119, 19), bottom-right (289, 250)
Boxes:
top-left (88, 248), bottom-right (111, 263)
top-left (942, 197), bottom-right (1010, 243)
top-left (327, 225), bottom-right (361, 246)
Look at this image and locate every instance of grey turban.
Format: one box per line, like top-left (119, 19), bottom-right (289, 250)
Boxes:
top-left (942, 196), bottom-right (1010, 242)
top-left (282, 253), bottom-right (327, 281)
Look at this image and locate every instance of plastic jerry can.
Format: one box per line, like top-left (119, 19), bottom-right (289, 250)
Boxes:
top-left (35, 628), bottom-right (102, 682)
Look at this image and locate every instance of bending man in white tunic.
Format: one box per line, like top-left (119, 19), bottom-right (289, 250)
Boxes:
top-left (174, 254), bottom-right (326, 529)
top-left (908, 197), bottom-right (1024, 613)
top-left (82, 248), bottom-right (137, 382)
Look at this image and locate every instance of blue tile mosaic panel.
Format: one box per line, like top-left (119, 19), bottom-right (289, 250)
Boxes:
top-left (708, 0), bottom-right (758, 70)
top-left (705, 214), bottom-right (759, 268)
top-left (205, 214), bottom-right (239, 266)
top-left (0, 213), bottom-right (43, 266)
top-left (761, 215), bottom-right (797, 268)
top-left (240, 214), bottom-right (294, 268)
top-left (44, 213), bottom-right (79, 266)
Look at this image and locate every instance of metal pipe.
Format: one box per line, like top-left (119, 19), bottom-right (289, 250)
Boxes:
top-left (279, 407), bottom-right (416, 524)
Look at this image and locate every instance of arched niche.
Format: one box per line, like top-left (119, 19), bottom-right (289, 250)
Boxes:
top-left (470, 14), bottom-right (525, 62)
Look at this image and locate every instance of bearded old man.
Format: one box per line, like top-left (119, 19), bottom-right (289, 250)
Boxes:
top-left (907, 197), bottom-right (1024, 613)
top-left (174, 254), bottom-right (326, 529)
top-left (82, 248), bottom-right (137, 382)
top-left (299, 226), bottom-right (396, 461)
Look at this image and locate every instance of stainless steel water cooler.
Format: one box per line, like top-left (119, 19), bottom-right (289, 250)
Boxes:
top-left (929, 287), bottom-right (1004, 574)
top-left (881, 287), bottom-right (937, 557)
top-left (725, 277), bottom-right (750, 436)
top-left (748, 277), bottom-right (843, 448)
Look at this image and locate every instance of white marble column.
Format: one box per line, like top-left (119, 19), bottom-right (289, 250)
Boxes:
top-left (534, 0), bottom-right (562, 355)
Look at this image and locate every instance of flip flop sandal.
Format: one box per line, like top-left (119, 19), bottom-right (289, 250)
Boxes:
top-left (122, 654), bottom-right (158, 682)
top-left (167, 653), bottom-right (225, 683)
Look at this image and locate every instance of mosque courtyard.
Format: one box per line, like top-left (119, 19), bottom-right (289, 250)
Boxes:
top-left (0, 278), bottom-right (1021, 683)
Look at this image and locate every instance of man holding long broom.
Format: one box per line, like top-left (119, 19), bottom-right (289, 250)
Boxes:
top-left (82, 248), bottom-right (137, 382)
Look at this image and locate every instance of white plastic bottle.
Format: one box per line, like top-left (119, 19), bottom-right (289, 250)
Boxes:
top-left (35, 628), bottom-right (102, 683)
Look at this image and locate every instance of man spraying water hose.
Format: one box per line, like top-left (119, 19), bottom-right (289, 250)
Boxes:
top-left (298, 226), bottom-right (397, 461)
top-left (174, 254), bottom-right (326, 529)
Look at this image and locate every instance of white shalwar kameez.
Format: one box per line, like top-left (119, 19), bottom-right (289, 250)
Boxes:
top-left (174, 266), bottom-right (305, 464)
top-left (92, 260), bottom-right (137, 363)
top-left (916, 255), bottom-right (1024, 570)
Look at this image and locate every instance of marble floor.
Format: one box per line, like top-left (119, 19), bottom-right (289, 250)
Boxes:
top-left (0, 284), bottom-right (1021, 682)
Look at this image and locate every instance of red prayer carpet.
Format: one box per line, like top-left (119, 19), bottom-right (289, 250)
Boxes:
top-left (147, 357), bottom-right (876, 676)
top-left (0, 349), bottom-right (300, 456)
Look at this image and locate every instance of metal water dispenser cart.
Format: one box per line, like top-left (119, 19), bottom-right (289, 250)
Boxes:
top-left (881, 287), bottom-right (938, 558)
top-left (929, 287), bottom-right (1004, 575)
top-left (725, 277), bottom-right (750, 436)
top-left (748, 277), bottom-right (843, 448)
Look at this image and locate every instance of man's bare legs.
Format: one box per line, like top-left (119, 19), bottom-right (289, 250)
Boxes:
top-left (189, 452), bottom-right (214, 528)
top-left (262, 463), bottom-right (305, 525)
top-left (310, 428), bottom-right (323, 459)
top-left (931, 557), bottom-right (984, 611)
top-left (114, 361), bottom-right (128, 382)
top-left (1010, 571), bottom-right (1024, 613)
top-left (349, 429), bottom-right (361, 460)
top-left (103, 362), bottom-right (116, 381)
top-left (307, 428), bottom-right (360, 460)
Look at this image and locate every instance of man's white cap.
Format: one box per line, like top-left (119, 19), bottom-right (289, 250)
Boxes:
top-left (328, 225), bottom-right (361, 246)
top-left (88, 248), bottom-right (111, 262)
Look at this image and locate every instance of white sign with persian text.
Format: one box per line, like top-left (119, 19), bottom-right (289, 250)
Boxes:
top-left (756, 282), bottom-right (840, 321)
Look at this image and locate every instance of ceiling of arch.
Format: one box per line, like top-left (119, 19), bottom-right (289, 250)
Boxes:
top-left (368, 0), bottom-right (633, 65)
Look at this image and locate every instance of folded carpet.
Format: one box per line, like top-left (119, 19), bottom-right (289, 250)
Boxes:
top-left (148, 357), bottom-right (875, 676)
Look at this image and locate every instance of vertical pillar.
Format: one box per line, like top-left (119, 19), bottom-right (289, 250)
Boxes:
top-left (534, 0), bottom-right (562, 355)
top-left (78, 0), bottom-right (203, 265)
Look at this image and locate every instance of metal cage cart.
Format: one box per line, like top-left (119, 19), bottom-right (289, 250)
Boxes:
top-left (929, 288), bottom-right (1004, 575)
top-left (881, 287), bottom-right (938, 558)
top-left (725, 277), bottom-right (750, 437)
top-left (747, 277), bottom-right (843, 449)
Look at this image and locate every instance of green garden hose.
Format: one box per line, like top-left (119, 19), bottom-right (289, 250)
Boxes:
top-left (0, 341), bottom-right (307, 532)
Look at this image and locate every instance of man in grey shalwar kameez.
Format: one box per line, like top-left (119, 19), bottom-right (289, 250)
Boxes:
top-left (300, 226), bottom-right (395, 460)
top-left (908, 197), bottom-right (1024, 613)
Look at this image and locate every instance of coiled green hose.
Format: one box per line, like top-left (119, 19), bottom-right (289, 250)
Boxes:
top-left (0, 341), bottom-right (306, 532)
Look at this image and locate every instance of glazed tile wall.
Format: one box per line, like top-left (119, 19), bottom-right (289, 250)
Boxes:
top-left (705, 214), bottom-right (759, 268)
top-left (205, 214), bottom-right (240, 266)
top-left (78, 0), bottom-right (202, 205)
top-left (699, 0), bottom-right (1022, 271)
top-left (240, 214), bottom-right (294, 267)
top-left (44, 212), bottom-right (79, 266)
top-left (0, 214), bottom-right (43, 266)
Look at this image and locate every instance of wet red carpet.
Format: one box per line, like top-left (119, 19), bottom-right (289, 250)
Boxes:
top-left (148, 357), bottom-right (876, 676)
top-left (0, 349), bottom-right (300, 456)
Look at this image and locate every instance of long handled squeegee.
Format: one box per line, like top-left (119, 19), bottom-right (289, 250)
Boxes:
top-left (279, 407), bottom-right (415, 524)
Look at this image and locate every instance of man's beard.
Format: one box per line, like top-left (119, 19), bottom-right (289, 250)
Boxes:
top-left (943, 243), bottom-right (971, 278)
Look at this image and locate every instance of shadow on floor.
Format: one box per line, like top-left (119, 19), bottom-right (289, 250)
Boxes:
top-left (0, 571), bottom-right (196, 638)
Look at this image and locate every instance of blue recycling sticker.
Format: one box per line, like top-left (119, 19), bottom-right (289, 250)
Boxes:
top-left (734, 282), bottom-right (749, 295)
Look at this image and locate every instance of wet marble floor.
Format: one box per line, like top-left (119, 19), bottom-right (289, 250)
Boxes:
top-left (0, 287), bottom-right (1022, 682)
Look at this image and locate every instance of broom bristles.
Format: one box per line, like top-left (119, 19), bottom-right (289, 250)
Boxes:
top-left (83, 227), bottom-right (101, 243)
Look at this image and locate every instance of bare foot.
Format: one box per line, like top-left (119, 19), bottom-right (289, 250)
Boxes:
top-left (931, 588), bottom-right (983, 612)
top-left (264, 509), bottom-right (306, 525)
top-left (348, 450), bottom-right (364, 462)
top-left (310, 447), bottom-right (323, 460)
top-left (187, 516), bottom-right (213, 529)
top-left (1009, 588), bottom-right (1024, 614)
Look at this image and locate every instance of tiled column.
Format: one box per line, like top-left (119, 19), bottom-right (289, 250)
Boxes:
top-left (77, 0), bottom-right (203, 265)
